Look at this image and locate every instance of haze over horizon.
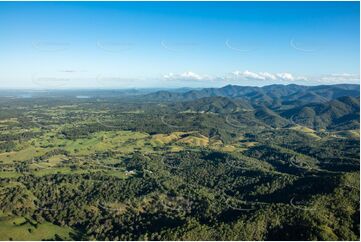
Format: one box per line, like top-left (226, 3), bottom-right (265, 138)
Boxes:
top-left (0, 1), bottom-right (359, 89)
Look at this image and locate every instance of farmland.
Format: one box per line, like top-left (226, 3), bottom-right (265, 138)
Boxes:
top-left (0, 85), bottom-right (359, 240)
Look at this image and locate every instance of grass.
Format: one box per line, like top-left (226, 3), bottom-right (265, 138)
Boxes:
top-left (32, 166), bottom-right (94, 176)
top-left (151, 132), bottom-right (189, 145)
top-left (30, 164), bottom-right (131, 179)
top-left (37, 130), bottom-right (154, 156)
top-left (151, 131), bottom-right (210, 147)
top-left (0, 128), bottom-right (228, 181)
top-left (0, 125), bottom-right (238, 193)
top-left (177, 135), bottom-right (209, 147)
top-left (333, 130), bottom-right (360, 139)
top-left (0, 171), bottom-right (22, 178)
top-left (289, 125), bottom-right (321, 139)
top-left (99, 169), bottom-right (129, 179)
top-left (0, 129), bottom-right (223, 166)
top-left (0, 146), bottom-right (48, 164)
top-left (0, 214), bottom-right (74, 240)
top-left (219, 145), bottom-right (236, 152)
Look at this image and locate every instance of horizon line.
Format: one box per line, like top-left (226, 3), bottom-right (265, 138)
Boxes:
top-left (0, 83), bottom-right (359, 91)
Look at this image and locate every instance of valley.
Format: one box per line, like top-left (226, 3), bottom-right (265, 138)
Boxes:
top-left (0, 84), bottom-right (359, 240)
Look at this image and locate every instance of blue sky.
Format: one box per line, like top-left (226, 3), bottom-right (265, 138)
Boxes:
top-left (0, 1), bottom-right (359, 88)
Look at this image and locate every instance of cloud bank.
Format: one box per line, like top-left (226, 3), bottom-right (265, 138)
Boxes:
top-left (162, 70), bottom-right (359, 86)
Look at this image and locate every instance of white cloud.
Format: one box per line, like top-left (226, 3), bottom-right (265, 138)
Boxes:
top-left (234, 70), bottom-right (266, 80)
top-left (230, 70), bottom-right (296, 82)
top-left (180, 71), bottom-right (203, 80)
top-left (163, 71), bottom-right (210, 81)
top-left (259, 72), bottom-right (277, 80)
top-left (162, 70), bottom-right (359, 85)
top-left (317, 73), bottom-right (359, 84)
top-left (276, 72), bottom-right (294, 81)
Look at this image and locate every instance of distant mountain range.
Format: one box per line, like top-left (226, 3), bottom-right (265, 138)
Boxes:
top-left (2, 84), bottom-right (359, 131)
top-left (145, 84), bottom-right (360, 104)
top-left (145, 84), bottom-right (360, 131)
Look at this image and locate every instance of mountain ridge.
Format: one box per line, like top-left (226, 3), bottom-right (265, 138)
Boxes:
top-left (144, 84), bottom-right (360, 105)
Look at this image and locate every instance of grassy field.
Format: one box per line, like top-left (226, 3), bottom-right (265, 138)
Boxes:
top-left (0, 171), bottom-right (22, 178)
top-left (0, 123), bottom-right (354, 184)
top-left (288, 125), bottom-right (321, 139)
top-left (0, 213), bottom-right (74, 241)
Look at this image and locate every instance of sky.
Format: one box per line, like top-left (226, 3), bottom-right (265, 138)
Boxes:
top-left (0, 1), bottom-right (359, 89)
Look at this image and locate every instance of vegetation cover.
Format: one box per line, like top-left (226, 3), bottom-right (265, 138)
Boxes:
top-left (0, 84), bottom-right (359, 240)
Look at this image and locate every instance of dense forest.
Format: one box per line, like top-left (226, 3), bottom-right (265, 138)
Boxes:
top-left (0, 84), bottom-right (359, 240)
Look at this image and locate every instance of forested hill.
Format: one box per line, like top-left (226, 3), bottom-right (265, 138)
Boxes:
top-left (0, 83), bottom-right (359, 240)
top-left (144, 84), bottom-right (360, 104)
top-left (145, 84), bottom-right (360, 131)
